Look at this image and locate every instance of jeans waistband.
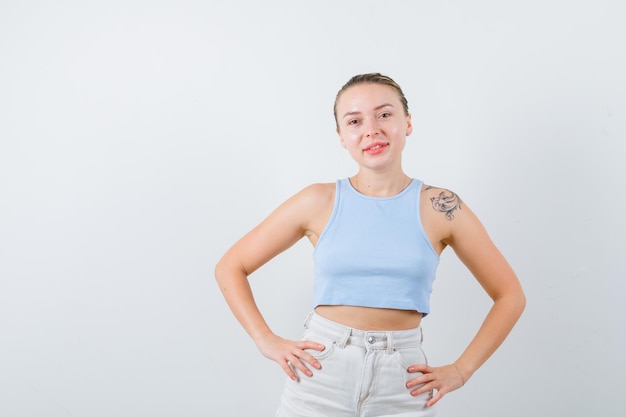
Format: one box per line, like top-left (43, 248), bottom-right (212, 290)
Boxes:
top-left (304, 311), bottom-right (423, 353)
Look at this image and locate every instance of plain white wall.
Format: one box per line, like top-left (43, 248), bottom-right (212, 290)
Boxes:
top-left (1, 1), bottom-right (624, 416)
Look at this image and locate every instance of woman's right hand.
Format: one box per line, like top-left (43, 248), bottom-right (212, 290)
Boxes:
top-left (255, 333), bottom-right (325, 381)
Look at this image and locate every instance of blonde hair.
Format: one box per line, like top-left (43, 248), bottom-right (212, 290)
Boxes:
top-left (333, 73), bottom-right (409, 129)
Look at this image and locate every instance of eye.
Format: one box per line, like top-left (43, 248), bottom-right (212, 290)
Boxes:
top-left (380, 112), bottom-right (391, 118)
top-left (347, 119), bottom-right (359, 125)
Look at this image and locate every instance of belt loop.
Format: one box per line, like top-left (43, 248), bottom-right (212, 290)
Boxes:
top-left (337, 328), bottom-right (350, 348)
top-left (303, 311), bottom-right (314, 329)
top-left (386, 332), bottom-right (394, 354)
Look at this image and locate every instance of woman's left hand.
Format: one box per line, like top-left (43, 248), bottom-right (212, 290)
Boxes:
top-left (406, 363), bottom-right (466, 407)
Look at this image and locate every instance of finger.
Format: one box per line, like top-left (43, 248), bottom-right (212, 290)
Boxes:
top-left (288, 353), bottom-right (315, 377)
top-left (295, 349), bottom-right (322, 370)
top-left (426, 389), bottom-right (444, 407)
top-left (298, 340), bottom-right (326, 351)
top-left (407, 363), bottom-right (431, 374)
top-left (406, 376), bottom-right (428, 389)
top-left (406, 370), bottom-right (436, 389)
top-left (296, 340), bottom-right (325, 370)
top-left (281, 360), bottom-right (298, 382)
top-left (409, 377), bottom-right (437, 396)
top-left (411, 382), bottom-right (435, 397)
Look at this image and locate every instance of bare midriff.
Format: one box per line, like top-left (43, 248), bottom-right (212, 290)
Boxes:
top-left (315, 305), bottom-right (423, 331)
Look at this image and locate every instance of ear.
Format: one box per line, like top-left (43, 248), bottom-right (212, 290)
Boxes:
top-left (406, 113), bottom-right (413, 136)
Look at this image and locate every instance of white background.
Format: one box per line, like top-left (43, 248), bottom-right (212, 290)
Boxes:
top-left (1, 1), bottom-right (625, 416)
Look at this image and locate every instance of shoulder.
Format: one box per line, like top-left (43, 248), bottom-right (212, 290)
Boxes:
top-left (421, 184), bottom-right (464, 221)
top-left (301, 182), bottom-right (336, 198)
top-left (247, 183), bottom-right (335, 240)
top-left (288, 182), bottom-right (336, 242)
top-left (292, 182), bottom-right (335, 208)
top-left (274, 182), bottom-right (335, 226)
top-left (421, 183), bottom-right (491, 249)
top-left (419, 183), bottom-right (475, 252)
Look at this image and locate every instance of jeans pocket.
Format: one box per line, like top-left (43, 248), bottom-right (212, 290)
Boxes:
top-left (301, 331), bottom-right (336, 361)
top-left (393, 345), bottom-right (428, 371)
top-left (393, 345), bottom-right (434, 400)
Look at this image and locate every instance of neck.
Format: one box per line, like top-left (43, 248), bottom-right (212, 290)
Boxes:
top-left (351, 170), bottom-right (411, 197)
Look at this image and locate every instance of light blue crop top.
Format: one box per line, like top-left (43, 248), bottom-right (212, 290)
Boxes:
top-left (312, 178), bottom-right (440, 315)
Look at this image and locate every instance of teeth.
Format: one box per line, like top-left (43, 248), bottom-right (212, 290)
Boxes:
top-left (369, 145), bottom-right (382, 150)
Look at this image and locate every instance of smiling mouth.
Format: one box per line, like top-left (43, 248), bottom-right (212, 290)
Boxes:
top-left (364, 143), bottom-right (388, 152)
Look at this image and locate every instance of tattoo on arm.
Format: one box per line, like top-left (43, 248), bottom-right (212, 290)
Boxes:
top-left (426, 186), bottom-right (462, 220)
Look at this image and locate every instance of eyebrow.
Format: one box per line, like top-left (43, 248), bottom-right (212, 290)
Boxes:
top-left (342, 103), bottom-right (395, 119)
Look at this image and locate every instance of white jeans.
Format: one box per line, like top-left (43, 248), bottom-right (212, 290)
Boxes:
top-left (276, 312), bottom-right (437, 417)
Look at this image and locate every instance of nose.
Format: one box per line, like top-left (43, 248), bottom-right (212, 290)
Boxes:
top-left (364, 118), bottom-right (380, 137)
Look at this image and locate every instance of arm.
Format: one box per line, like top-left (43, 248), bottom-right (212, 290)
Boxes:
top-left (407, 195), bottom-right (526, 406)
top-left (214, 184), bottom-right (331, 381)
top-left (446, 203), bottom-right (526, 381)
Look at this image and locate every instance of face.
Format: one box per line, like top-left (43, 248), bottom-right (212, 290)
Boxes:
top-left (335, 83), bottom-right (412, 171)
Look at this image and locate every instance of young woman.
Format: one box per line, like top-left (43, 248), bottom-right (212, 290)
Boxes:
top-left (215, 73), bottom-right (525, 416)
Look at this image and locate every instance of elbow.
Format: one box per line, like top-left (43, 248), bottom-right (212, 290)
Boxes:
top-left (214, 258), bottom-right (232, 287)
top-left (515, 291), bottom-right (526, 317)
top-left (510, 288), bottom-right (526, 319)
top-left (494, 286), bottom-right (526, 319)
top-left (214, 256), bottom-right (230, 286)
top-left (214, 260), bottom-right (223, 283)
top-left (214, 255), bottom-right (248, 288)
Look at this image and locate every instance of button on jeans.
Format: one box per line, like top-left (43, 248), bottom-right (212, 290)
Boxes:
top-left (276, 312), bottom-right (437, 417)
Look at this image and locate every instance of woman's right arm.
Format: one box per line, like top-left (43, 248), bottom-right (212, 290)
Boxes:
top-left (214, 184), bottom-right (332, 381)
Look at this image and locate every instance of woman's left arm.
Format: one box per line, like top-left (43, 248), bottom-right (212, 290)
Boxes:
top-left (407, 200), bottom-right (526, 406)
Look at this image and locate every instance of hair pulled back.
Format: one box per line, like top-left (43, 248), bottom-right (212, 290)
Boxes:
top-left (333, 73), bottom-right (409, 130)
